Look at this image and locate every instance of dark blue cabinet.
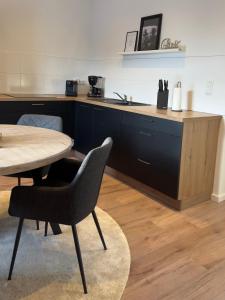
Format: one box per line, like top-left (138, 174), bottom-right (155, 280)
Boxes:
top-left (119, 112), bottom-right (183, 198)
top-left (0, 99), bottom-right (183, 199)
top-left (74, 102), bottom-right (122, 168)
top-left (73, 103), bottom-right (183, 199)
top-left (74, 103), bottom-right (93, 154)
top-left (92, 106), bottom-right (122, 168)
top-left (0, 100), bottom-right (74, 137)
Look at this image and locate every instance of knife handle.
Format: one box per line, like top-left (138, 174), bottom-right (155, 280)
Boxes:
top-left (159, 79), bottom-right (163, 91)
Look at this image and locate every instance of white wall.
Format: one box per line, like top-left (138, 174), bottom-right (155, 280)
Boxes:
top-left (0, 0), bottom-right (92, 94)
top-left (0, 0), bottom-right (225, 201)
top-left (89, 0), bottom-right (225, 201)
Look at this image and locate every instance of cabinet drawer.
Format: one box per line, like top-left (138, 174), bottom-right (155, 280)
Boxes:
top-left (122, 112), bottom-right (183, 136)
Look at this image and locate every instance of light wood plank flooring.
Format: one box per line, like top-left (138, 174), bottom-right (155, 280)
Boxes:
top-left (1, 174), bottom-right (225, 300)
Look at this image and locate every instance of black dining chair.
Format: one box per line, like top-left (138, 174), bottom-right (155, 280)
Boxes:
top-left (7, 137), bottom-right (113, 294)
top-left (7, 114), bottom-right (63, 230)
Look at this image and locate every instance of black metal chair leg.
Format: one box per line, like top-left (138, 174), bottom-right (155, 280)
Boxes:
top-left (8, 218), bottom-right (24, 280)
top-left (18, 176), bottom-right (39, 231)
top-left (71, 225), bottom-right (88, 294)
top-left (44, 222), bottom-right (48, 236)
top-left (92, 210), bottom-right (107, 250)
top-left (36, 220), bottom-right (39, 230)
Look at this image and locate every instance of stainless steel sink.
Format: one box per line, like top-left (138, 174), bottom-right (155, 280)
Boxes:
top-left (103, 98), bottom-right (150, 106)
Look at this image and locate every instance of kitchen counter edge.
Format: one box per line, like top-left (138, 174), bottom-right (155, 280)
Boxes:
top-left (0, 94), bottom-right (221, 123)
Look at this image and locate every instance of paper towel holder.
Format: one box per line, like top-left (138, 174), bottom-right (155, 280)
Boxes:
top-left (171, 81), bottom-right (183, 112)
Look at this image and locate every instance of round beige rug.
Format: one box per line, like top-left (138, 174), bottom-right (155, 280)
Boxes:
top-left (0, 191), bottom-right (130, 300)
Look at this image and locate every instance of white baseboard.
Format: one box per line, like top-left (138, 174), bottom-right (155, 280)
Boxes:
top-left (211, 193), bottom-right (225, 203)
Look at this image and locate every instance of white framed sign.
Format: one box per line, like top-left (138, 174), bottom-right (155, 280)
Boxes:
top-left (124, 31), bottom-right (138, 52)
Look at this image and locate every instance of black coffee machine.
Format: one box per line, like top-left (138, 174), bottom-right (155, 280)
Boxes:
top-left (88, 76), bottom-right (104, 98)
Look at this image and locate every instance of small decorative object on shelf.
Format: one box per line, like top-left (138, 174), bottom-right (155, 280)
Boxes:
top-left (124, 31), bottom-right (138, 52)
top-left (118, 48), bottom-right (184, 56)
top-left (138, 14), bottom-right (163, 51)
top-left (157, 79), bottom-right (169, 110)
top-left (160, 38), bottom-right (184, 50)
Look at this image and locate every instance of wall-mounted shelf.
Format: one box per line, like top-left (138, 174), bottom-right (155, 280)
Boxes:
top-left (118, 48), bottom-right (185, 56)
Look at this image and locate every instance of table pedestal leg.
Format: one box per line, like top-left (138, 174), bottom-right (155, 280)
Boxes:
top-left (49, 222), bottom-right (62, 235)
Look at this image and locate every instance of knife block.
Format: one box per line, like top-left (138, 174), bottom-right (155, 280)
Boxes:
top-left (157, 90), bottom-right (169, 109)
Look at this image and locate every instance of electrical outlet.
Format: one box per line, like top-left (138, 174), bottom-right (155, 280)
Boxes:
top-left (205, 81), bottom-right (214, 95)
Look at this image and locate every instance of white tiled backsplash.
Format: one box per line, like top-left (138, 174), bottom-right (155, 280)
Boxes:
top-left (0, 51), bottom-right (90, 94)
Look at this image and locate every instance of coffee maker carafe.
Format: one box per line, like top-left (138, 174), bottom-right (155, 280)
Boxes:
top-left (88, 76), bottom-right (104, 98)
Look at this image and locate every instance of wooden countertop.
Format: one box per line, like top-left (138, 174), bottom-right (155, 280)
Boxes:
top-left (0, 93), bottom-right (221, 123)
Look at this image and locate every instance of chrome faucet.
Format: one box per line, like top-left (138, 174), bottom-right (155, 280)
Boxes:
top-left (113, 92), bottom-right (128, 102)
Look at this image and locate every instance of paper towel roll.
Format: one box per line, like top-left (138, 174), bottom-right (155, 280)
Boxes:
top-left (172, 83), bottom-right (182, 111)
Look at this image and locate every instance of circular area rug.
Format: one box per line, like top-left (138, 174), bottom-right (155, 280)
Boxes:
top-left (0, 191), bottom-right (130, 300)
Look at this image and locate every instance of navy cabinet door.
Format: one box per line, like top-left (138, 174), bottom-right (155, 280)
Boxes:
top-left (0, 101), bottom-right (74, 137)
top-left (74, 103), bottom-right (93, 154)
top-left (92, 106), bottom-right (122, 168)
top-left (120, 112), bottom-right (183, 199)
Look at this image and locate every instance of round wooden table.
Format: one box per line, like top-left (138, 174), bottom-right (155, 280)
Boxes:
top-left (0, 125), bottom-right (73, 175)
top-left (0, 124), bottom-right (73, 234)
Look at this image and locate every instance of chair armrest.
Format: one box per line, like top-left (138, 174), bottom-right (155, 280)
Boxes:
top-left (9, 185), bottom-right (73, 225)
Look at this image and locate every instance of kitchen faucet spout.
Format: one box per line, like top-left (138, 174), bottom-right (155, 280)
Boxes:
top-left (113, 92), bottom-right (128, 102)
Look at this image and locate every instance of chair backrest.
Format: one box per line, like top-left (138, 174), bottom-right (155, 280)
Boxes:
top-left (70, 137), bottom-right (113, 224)
top-left (17, 114), bottom-right (63, 132)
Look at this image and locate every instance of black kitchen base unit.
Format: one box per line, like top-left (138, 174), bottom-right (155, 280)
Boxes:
top-left (0, 100), bottom-right (74, 138)
top-left (73, 101), bottom-right (221, 210)
top-left (0, 96), bottom-right (221, 210)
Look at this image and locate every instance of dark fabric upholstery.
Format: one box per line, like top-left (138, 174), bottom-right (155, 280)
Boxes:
top-left (8, 138), bottom-right (113, 226)
top-left (8, 114), bottom-right (63, 180)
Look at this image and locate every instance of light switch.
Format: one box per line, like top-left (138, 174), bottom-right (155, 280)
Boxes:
top-left (205, 81), bottom-right (214, 95)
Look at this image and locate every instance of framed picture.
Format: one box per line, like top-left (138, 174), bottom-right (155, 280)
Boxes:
top-left (138, 14), bottom-right (163, 51)
top-left (124, 31), bottom-right (138, 52)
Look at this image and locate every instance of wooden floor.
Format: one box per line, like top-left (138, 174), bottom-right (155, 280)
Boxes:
top-left (1, 174), bottom-right (225, 300)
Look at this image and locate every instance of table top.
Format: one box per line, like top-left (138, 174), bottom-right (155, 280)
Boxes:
top-left (0, 125), bottom-right (73, 176)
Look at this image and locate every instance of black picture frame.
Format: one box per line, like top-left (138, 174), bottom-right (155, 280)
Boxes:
top-left (138, 14), bottom-right (163, 51)
top-left (124, 31), bottom-right (138, 52)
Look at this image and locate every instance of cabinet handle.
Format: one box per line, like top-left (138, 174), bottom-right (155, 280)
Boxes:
top-left (137, 158), bottom-right (152, 165)
top-left (94, 108), bottom-right (104, 111)
top-left (139, 130), bottom-right (152, 137)
top-left (31, 103), bottom-right (45, 106)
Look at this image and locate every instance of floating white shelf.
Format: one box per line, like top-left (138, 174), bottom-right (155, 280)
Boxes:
top-left (118, 48), bottom-right (185, 56)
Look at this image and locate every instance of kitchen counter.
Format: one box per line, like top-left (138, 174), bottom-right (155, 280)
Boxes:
top-left (0, 93), bottom-right (221, 123)
top-left (0, 93), bottom-right (221, 209)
